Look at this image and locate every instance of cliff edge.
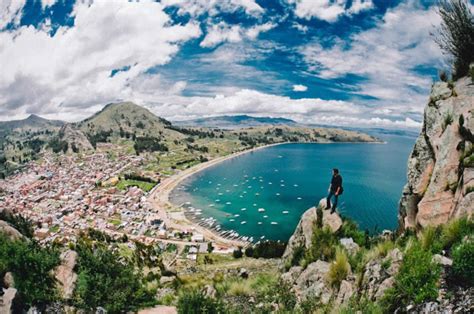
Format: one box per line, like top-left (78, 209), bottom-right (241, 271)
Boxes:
top-left (399, 77), bottom-right (474, 230)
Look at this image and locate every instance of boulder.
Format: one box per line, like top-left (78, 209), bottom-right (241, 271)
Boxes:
top-left (159, 276), bottom-right (175, 285)
top-left (432, 254), bottom-right (453, 267)
top-left (54, 250), bottom-right (78, 299)
top-left (282, 199), bottom-right (342, 262)
top-left (0, 221), bottom-right (24, 241)
top-left (335, 280), bottom-right (354, 306)
top-left (3, 272), bottom-right (14, 289)
top-left (292, 260), bottom-right (333, 303)
top-left (339, 238), bottom-right (359, 255)
top-left (0, 288), bottom-right (20, 314)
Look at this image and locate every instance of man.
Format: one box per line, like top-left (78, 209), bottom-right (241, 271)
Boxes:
top-left (326, 168), bottom-right (343, 213)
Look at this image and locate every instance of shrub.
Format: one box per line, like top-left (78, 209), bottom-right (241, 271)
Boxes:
top-left (0, 212), bottom-right (34, 238)
top-left (252, 240), bottom-right (286, 258)
top-left (434, 0), bottom-right (474, 79)
top-left (451, 240), bottom-right (474, 285)
top-left (290, 245), bottom-right (305, 267)
top-left (381, 241), bottom-right (441, 312)
top-left (177, 289), bottom-right (226, 314)
top-left (420, 226), bottom-right (443, 254)
top-left (232, 248), bottom-right (243, 259)
top-left (316, 206), bottom-right (323, 229)
top-left (340, 296), bottom-right (383, 314)
top-left (305, 226), bottom-right (337, 264)
top-left (0, 235), bottom-right (60, 309)
top-left (441, 217), bottom-right (474, 249)
top-left (337, 218), bottom-right (366, 247)
top-left (244, 246), bottom-right (253, 257)
top-left (442, 111), bottom-right (454, 132)
top-left (327, 247), bottom-right (350, 288)
top-left (73, 240), bottom-right (156, 312)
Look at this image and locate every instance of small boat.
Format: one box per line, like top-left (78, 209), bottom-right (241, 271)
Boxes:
top-left (234, 214), bottom-right (240, 217)
top-left (229, 219), bottom-right (235, 222)
top-left (226, 202), bottom-right (232, 205)
top-left (258, 208), bottom-right (265, 212)
top-left (282, 211), bottom-right (289, 214)
top-left (263, 215), bottom-right (268, 218)
top-left (297, 197), bottom-right (302, 200)
top-left (276, 193), bottom-right (280, 196)
top-left (258, 222), bottom-right (262, 225)
top-left (241, 208), bottom-right (247, 211)
top-left (271, 222), bottom-right (278, 225)
top-left (241, 221), bottom-right (247, 225)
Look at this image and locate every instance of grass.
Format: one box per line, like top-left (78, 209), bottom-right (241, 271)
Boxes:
top-left (327, 247), bottom-right (350, 288)
top-left (108, 219), bottom-right (121, 226)
top-left (116, 179), bottom-right (156, 192)
top-left (442, 111), bottom-right (454, 133)
top-left (49, 225), bottom-right (60, 233)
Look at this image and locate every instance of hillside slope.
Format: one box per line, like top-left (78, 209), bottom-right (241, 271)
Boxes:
top-left (174, 115), bottom-right (297, 129)
top-left (399, 77), bottom-right (474, 230)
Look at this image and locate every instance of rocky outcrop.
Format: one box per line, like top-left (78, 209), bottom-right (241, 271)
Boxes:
top-left (59, 124), bottom-right (93, 152)
top-left (54, 250), bottom-right (78, 300)
top-left (399, 77), bottom-right (474, 230)
top-left (0, 288), bottom-right (20, 314)
top-left (0, 220), bottom-right (24, 241)
top-left (282, 198), bottom-right (342, 262)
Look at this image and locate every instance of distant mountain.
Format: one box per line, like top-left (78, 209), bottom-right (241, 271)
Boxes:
top-left (173, 115), bottom-right (297, 129)
top-left (0, 114), bottom-right (64, 132)
top-left (77, 102), bottom-right (185, 141)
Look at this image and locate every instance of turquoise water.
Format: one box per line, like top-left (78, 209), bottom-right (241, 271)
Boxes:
top-left (171, 134), bottom-right (416, 242)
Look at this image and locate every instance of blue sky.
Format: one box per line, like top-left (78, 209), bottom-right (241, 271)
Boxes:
top-left (0, 0), bottom-right (466, 128)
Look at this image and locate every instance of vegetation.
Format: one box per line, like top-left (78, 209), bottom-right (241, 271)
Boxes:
top-left (0, 234), bottom-right (60, 310)
top-left (72, 238), bottom-right (156, 312)
top-left (442, 111), bottom-right (454, 132)
top-left (0, 211), bottom-right (34, 238)
top-left (116, 179), bottom-right (156, 192)
top-left (48, 138), bottom-right (69, 153)
top-left (177, 289), bottom-right (226, 314)
top-left (134, 136), bottom-right (169, 154)
top-left (451, 239), bottom-right (474, 285)
top-left (327, 247), bottom-right (350, 288)
top-left (305, 226), bottom-right (337, 263)
top-left (434, 0), bottom-right (474, 79)
top-left (381, 241), bottom-right (441, 311)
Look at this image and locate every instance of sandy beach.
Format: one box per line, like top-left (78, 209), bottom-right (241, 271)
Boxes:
top-left (148, 143), bottom-right (286, 248)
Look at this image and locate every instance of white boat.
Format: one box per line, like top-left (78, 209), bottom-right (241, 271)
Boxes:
top-left (271, 222), bottom-right (278, 225)
top-left (258, 222), bottom-right (262, 225)
top-left (241, 208), bottom-right (247, 211)
top-left (263, 215), bottom-right (268, 218)
top-left (241, 221), bottom-right (247, 224)
top-left (282, 211), bottom-right (289, 214)
top-left (226, 202), bottom-right (232, 205)
top-left (258, 208), bottom-right (265, 212)
top-left (297, 197), bottom-right (302, 200)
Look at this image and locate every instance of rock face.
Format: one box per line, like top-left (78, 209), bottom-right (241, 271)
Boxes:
top-left (399, 77), bottom-right (474, 230)
top-left (0, 220), bottom-right (24, 241)
top-left (282, 198), bottom-right (342, 262)
top-left (54, 250), bottom-right (78, 299)
top-left (59, 124), bottom-right (93, 152)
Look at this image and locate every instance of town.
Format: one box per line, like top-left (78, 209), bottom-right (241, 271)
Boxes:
top-left (0, 148), bottom-right (232, 266)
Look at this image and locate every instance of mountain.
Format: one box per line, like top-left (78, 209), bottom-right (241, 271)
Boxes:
top-left (0, 114), bottom-right (63, 132)
top-left (399, 77), bottom-right (474, 230)
top-left (173, 115), bottom-right (297, 129)
top-left (77, 102), bottom-right (186, 143)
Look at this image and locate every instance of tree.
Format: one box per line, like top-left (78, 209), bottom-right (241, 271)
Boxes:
top-left (207, 242), bottom-right (214, 253)
top-left (434, 0), bottom-right (474, 78)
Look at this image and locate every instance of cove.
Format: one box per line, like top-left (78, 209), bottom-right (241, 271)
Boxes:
top-left (170, 133), bottom-right (416, 242)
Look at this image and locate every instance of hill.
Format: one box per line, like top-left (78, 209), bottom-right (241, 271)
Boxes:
top-left (173, 115), bottom-right (297, 129)
top-left (0, 114), bottom-right (64, 133)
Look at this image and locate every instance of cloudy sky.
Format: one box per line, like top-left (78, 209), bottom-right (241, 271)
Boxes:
top-left (0, 0), bottom-right (457, 129)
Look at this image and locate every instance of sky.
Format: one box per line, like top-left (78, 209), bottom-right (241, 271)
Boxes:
top-left (0, 0), bottom-right (466, 129)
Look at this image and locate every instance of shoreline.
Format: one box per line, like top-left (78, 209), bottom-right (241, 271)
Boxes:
top-left (148, 139), bottom-right (382, 247)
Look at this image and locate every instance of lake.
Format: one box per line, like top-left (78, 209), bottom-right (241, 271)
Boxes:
top-left (170, 133), bottom-right (416, 242)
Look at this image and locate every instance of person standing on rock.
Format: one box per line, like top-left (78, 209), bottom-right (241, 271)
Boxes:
top-left (326, 168), bottom-right (343, 213)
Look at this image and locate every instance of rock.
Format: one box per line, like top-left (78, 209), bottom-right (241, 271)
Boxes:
top-left (3, 272), bottom-right (14, 289)
top-left (399, 77), bottom-right (473, 230)
top-left (54, 250), bottom-right (78, 299)
top-left (432, 254), bottom-right (453, 266)
top-left (339, 238), bottom-right (359, 255)
top-left (335, 280), bottom-right (353, 306)
top-left (0, 288), bottom-right (20, 314)
top-left (239, 268), bottom-right (248, 279)
top-left (0, 220), bottom-right (24, 241)
top-left (159, 276), bottom-right (175, 285)
top-left (203, 285), bottom-right (217, 298)
top-left (282, 199), bottom-right (342, 262)
top-left (281, 266), bottom-right (303, 284)
top-left (360, 248), bottom-right (403, 301)
top-left (293, 260), bottom-right (333, 304)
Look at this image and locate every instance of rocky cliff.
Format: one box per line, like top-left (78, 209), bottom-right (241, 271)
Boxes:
top-left (399, 77), bottom-right (474, 230)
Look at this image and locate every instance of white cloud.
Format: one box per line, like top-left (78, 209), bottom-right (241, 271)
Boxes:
top-left (293, 84), bottom-right (308, 92)
top-left (286, 0), bottom-right (373, 22)
top-left (0, 1), bottom-right (201, 118)
top-left (0, 0), bottom-right (26, 29)
top-left (200, 21), bottom-right (276, 48)
top-left (300, 1), bottom-right (443, 116)
top-left (41, 0), bottom-right (57, 9)
top-left (246, 22), bottom-right (277, 40)
top-left (200, 22), bottom-right (243, 48)
top-left (161, 0), bottom-right (264, 17)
